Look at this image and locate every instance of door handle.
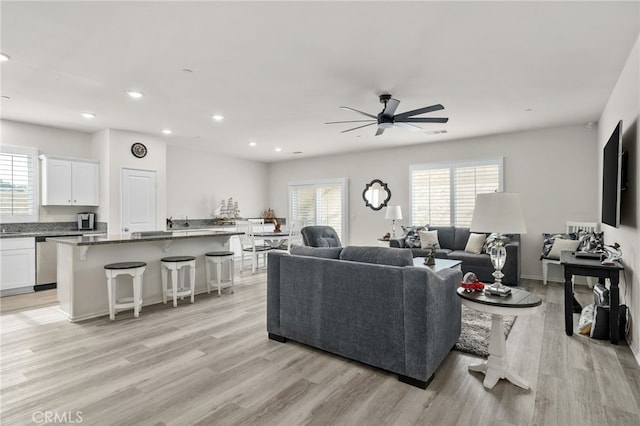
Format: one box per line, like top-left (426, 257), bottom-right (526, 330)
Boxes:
top-left (124, 227), bottom-right (129, 232)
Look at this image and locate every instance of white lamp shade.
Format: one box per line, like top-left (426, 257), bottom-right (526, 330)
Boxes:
top-left (470, 192), bottom-right (527, 234)
top-left (385, 205), bottom-right (403, 220)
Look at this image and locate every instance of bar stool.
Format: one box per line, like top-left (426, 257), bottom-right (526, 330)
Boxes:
top-left (161, 256), bottom-right (196, 307)
top-left (104, 261), bottom-right (147, 320)
top-left (204, 251), bottom-right (235, 296)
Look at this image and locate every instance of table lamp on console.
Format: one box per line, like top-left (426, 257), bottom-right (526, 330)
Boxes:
top-left (385, 205), bottom-right (403, 238)
top-left (470, 192), bottom-right (527, 296)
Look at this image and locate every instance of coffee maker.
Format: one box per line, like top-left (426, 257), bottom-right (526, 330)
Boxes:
top-left (77, 212), bottom-right (96, 230)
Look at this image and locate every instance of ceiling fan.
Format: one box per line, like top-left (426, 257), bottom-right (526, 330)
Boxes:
top-left (326, 94), bottom-right (448, 136)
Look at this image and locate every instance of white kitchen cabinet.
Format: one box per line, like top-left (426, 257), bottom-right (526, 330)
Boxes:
top-left (40, 155), bottom-right (99, 206)
top-left (0, 237), bottom-right (35, 296)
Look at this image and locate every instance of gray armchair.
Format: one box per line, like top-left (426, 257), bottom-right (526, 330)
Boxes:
top-left (300, 226), bottom-right (342, 247)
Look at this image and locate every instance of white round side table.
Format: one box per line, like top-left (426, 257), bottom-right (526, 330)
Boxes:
top-left (457, 286), bottom-right (542, 390)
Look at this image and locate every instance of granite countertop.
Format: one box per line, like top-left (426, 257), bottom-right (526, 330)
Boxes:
top-left (47, 229), bottom-right (243, 246)
top-left (0, 230), bottom-right (106, 240)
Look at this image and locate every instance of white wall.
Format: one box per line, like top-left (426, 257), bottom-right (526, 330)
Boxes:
top-left (599, 35), bottom-right (639, 361)
top-left (95, 129), bottom-right (168, 234)
top-left (166, 146), bottom-right (269, 220)
top-left (0, 119), bottom-right (96, 222)
top-left (269, 124), bottom-right (598, 281)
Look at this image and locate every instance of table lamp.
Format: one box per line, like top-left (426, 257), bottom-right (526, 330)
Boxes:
top-left (385, 206), bottom-right (403, 238)
top-left (470, 192), bottom-right (527, 296)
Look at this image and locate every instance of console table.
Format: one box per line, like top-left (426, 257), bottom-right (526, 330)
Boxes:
top-left (560, 251), bottom-right (624, 344)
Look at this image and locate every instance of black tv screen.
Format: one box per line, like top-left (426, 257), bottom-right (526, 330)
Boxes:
top-left (601, 120), bottom-right (622, 227)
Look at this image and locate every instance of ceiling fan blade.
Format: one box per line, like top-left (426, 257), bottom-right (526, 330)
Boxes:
top-left (341, 122), bottom-right (377, 133)
top-left (394, 104), bottom-right (445, 120)
top-left (325, 119), bottom-right (376, 124)
top-left (340, 106), bottom-right (377, 119)
top-left (375, 127), bottom-right (385, 136)
top-left (395, 117), bottom-right (449, 123)
top-left (394, 122), bottom-right (423, 131)
top-left (381, 98), bottom-right (400, 117)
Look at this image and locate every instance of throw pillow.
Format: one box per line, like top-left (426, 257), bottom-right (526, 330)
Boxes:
top-left (540, 232), bottom-right (578, 259)
top-left (482, 233), bottom-right (513, 254)
top-left (547, 238), bottom-right (581, 260)
top-left (402, 225), bottom-right (427, 248)
top-left (578, 231), bottom-right (604, 252)
top-left (465, 233), bottom-right (486, 254)
top-left (418, 230), bottom-right (440, 249)
top-left (578, 304), bottom-right (595, 335)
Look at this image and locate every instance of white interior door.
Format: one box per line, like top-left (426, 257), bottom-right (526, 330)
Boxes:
top-left (121, 168), bottom-right (157, 233)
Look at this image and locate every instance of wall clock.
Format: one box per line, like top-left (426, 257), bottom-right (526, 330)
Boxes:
top-left (131, 142), bottom-right (147, 158)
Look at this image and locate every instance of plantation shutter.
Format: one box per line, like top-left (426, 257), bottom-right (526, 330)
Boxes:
top-left (0, 146), bottom-right (38, 222)
top-left (454, 163), bottom-right (501, 226)
top-left (289, 179), bottom-right (348, 244)
top-left (410, 167), bottom-right (450, 226)
top-left (411, 159), bottom-right (502, 227)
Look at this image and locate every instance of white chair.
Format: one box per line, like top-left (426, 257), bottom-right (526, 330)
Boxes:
top-left (161, 255), bottom-right (196, 307)
top-left (542, 221), bottom-right (599, 286)
top-left (236, 220), bottom-right (272, 273)
top-left (205, 251), bottom-right (234, 296)
top-left (104, 261), bottom-right (146, 320)
top-left (248, 218), bottom-right (265, 233)
top-left (273, 219), bottom-right (305, 253)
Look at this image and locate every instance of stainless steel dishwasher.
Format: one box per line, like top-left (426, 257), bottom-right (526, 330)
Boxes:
top-left (36, 237), bottom-right (57, 288)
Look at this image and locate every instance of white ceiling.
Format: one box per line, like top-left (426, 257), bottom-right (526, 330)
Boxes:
top-left (1, 1), bottom-right (638, 163)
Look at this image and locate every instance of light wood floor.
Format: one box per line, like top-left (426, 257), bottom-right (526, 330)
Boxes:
top-left (1, 272), bottom-right (639, 426)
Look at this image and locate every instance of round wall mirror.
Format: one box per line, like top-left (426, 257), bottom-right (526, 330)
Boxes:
top-left (362, 179), bottom-right (391, 211)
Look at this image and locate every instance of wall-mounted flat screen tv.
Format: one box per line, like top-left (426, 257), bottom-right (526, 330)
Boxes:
top-left (601, 120), bottom-right (626, 227)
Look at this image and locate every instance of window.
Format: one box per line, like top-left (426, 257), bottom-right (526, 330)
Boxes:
top-left (0, 146), bottom-right (39, 223)
top-left (410, 158), bottom-right (503, 227)
top-left (289, 178), bottom-right (348, 244)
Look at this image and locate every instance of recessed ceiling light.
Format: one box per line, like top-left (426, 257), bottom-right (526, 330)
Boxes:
top-left (524, 108), bottom-right (533, 112)
top-left (0, 53), bottom-right (11, 62)
top-left (248, 141), bottom-right (257, 147)
top-left (212, 114), bottom-right (224, 121)
top-left (293, 151), bottom-right (303, 155)
top-left (275, 147), bottom-right (282, 152)
top-left (127, 90), bottom-right (144, 99)
top-left (182, 68), bottom-right (193, 73)
top-left (162, 129), bottom-right (172, 135)
top-left (81, 112), bottom-right (96, 119)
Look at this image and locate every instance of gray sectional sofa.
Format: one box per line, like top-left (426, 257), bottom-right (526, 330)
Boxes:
top-left (267, 245), bottom-right (463, 389)
top-left (390, 225), bottom-right (521, 286)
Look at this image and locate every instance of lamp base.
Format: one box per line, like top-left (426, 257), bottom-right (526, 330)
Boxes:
top-left (485, 285), bottom-right (512, 297)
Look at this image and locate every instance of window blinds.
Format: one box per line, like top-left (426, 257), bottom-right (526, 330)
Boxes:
top-left (289, 179), bottom-right (347, 243)
top-left (0, 147), bottom-right (38, 222)
top-left (410, 159), bottom-right (502, 227)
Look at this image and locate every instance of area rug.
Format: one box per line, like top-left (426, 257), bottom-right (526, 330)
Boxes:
top-left (454, 305), bottom-right (517, 358)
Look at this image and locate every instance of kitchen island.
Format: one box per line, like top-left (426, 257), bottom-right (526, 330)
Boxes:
top-left (48, 230), bottom-right (242, 322)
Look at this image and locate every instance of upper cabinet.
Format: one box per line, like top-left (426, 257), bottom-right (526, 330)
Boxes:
top-left (40, 155), bottom-right (99, 206)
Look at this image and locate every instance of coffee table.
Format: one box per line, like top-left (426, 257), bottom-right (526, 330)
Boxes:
top-left (456, 286), bottom-right (542, 389)
top-left (413, 257), bottom-right (462, 273)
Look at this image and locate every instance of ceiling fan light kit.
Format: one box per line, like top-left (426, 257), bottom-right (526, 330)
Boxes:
top-left (326, 94), bottom-right (449, 136)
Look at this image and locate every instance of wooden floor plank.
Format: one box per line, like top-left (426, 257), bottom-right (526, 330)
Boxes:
top-left (1, 275), bottom-right (638, 425)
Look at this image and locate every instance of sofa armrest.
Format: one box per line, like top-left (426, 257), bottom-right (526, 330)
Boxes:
top-left (402, 267), bottom-right (462, 381)
top-left (267, 251), bottom-right (286, 335)
top-left (503, 240), bottom-right (520, 285)
top-left (389, 238), bottom-right (405, 248)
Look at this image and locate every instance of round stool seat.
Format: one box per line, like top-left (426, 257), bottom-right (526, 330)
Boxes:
top-left (205, 251), bottom-right (234, 257)
top-left (161, 256), bottom-right (196, 262)
top-left (105, 261), bottom-right (147, 270)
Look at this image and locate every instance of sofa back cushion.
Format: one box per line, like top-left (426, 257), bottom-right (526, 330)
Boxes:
top-left (290, 245), bottom-right (343, 259)
top-left (454, 227), bottom-right (471, 250)
top-left (427, 226), bottom-right (455, 249)
top-left (339, 246), bottom-right (413, 267)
